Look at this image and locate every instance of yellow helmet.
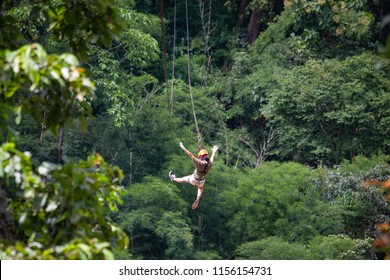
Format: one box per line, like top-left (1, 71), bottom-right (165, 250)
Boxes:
top-left (198, 149), bottom-right (208, 157)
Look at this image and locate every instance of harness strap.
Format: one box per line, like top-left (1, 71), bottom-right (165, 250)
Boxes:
top-left (202, 161), bottom-right (210, 173)
top-left (196, 160), bottom-right (210, 180)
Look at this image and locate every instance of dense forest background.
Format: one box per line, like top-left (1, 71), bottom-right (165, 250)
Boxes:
top-left (1, 0), bottom-right (390, 260)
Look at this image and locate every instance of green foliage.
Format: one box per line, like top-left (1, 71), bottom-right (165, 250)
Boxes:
top-left (2, 0), bottom-right (390, 261)
top-left (217, 160), bottom-right (389, 258)
top-left (118, 176), bottom-right (192, 259)
top-left (312, 161), bottom-right (390, 240)
top-left (85, 2), bottom-right (161, 127)
top-left (264, 53), bottom-right (390, 164)
top-left (275, 200), bottom-right (354, 243)
top-left (339, 155), bottom-right (390, 175)
top-left (1, 0), bottom-right (126, 58)
top-left (251, 9), bottom-right (295, 61)
top-left (235, 234), bottom-right (372, 260)
top-left (222, 162), bottom-right (315, 243)
top-left (192, 250), bottom-right (223, 260)
top-left (288, 0), bottom-right (375, 56)
top-left (219, 10), bottom-right (310, 169)
top-left (220, 3), bottom-right (389, 169)
top-left (120, 6), bottom-right (160, 37)
top-left (0, 143), bottom-right (128, 259)
top-left (0, 0), bottom-right (133, 260)
top-left (156, 211), bottom-right (194, 259)
top-left (0, 43), bottom-right (94, 134)
top-left (13, 114), bottom-right (61, 165)
top-left (309, 234), bottom-right (372, 260)
top-left (123, 177), bottom-right (186, 212)
top-left (235, 237), bottom-right (312, 260)
top-left (43, 0), bottom-right (124, 59)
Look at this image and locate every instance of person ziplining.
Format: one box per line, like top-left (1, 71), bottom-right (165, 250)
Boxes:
top-left (169, 140), bottom-right (218, 210)
top-left (168, 0), bottom-right (218, 210)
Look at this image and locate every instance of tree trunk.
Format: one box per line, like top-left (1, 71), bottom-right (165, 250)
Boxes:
top-left (0, 180), bottom-right (15, 241)
top-left (198, 0), bottom-right (213, 75)
top-left (223, 0), bottom-right (248, 71)
top-left (40, 97), bottom-right (49, 142)
top-left (247, 7), bottom-right (261, 43)
top-left (159, 0), bottom-right (169, 111)
top-left (129, 148), bottom-right (133, 185)
top-left (233, 0), bottom-right (248, 39)
top-left (57, 126), bottom-right (64, 163)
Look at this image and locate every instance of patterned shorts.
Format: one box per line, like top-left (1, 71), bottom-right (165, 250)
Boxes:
top-left (185, 175), bottom-right (205, 188)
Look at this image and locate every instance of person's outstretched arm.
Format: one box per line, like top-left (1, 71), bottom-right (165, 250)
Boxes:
top-left (180, 142), bottom-right (195, 160)
top-left (210, 145), bottom-right (218, 163)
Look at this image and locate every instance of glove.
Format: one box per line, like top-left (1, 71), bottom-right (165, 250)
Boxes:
top-left (179, 142), bottom-right (185, 150)
top-left (212, 145), bottom-right (219, 152)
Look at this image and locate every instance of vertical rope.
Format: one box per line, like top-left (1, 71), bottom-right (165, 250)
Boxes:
top-left (185, 0), bottom-right (201, 141)
top-left (169, 0), bottom-right (177, 116)
top-left (159, 0), bottom-right (169, 111)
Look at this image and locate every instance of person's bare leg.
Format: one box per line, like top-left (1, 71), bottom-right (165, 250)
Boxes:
top-left (173, 175), bottom-right (190, 183)
top-left (169, 171), bottom-right (189, 184)
top-left (192, 186), bottom-right (203, 209)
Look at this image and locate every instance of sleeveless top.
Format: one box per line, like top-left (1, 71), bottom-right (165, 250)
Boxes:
top-left (192, 157), bottom-right (212, 180)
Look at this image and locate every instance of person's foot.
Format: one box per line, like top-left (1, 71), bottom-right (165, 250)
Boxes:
top-left (169, 171), bottom-right (176, 183)
top-left (192, 199), bottom-right (199, 210)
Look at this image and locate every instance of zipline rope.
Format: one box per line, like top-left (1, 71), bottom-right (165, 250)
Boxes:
top-left (169, 0), bottom-right (177, 116)
top-left (185, 0), bottom-right (202, 145)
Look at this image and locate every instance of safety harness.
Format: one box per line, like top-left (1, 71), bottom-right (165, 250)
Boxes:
top-left (195, 160), bottom-right (210, 181)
